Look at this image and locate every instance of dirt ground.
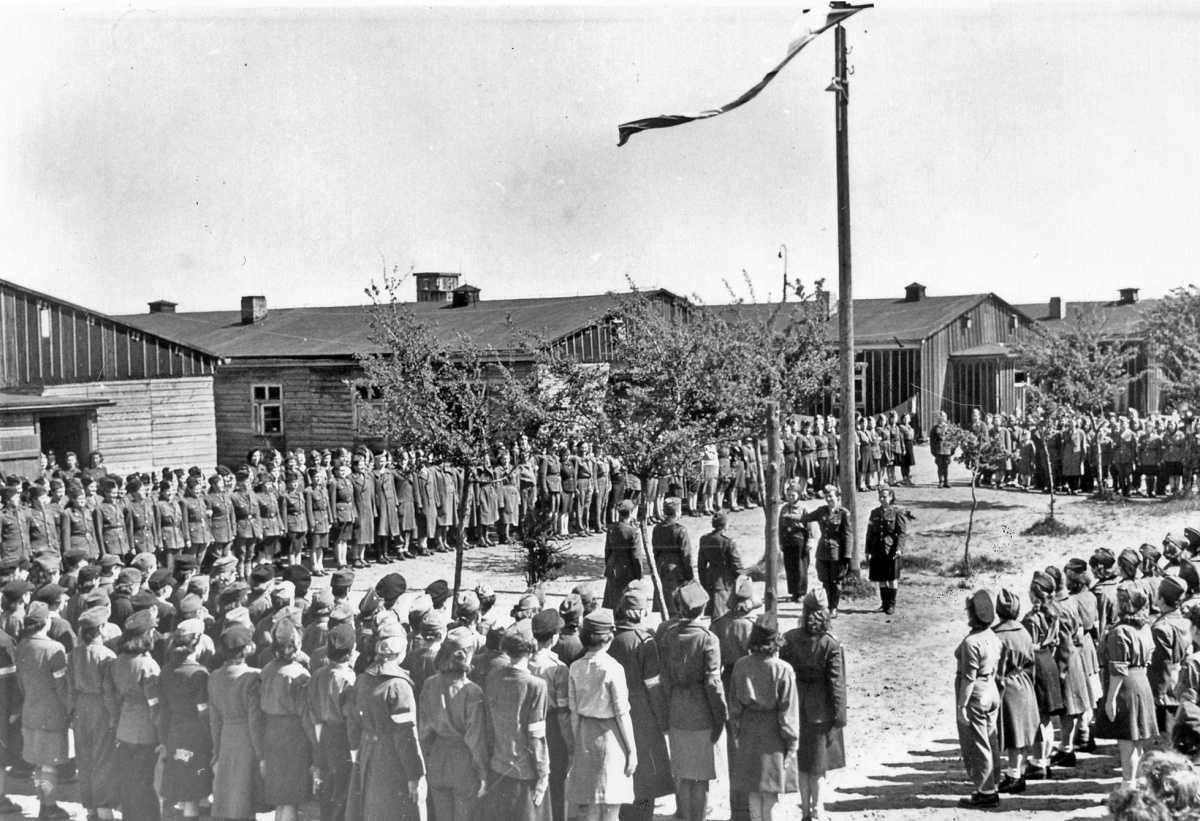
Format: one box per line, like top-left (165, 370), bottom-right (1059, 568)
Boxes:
top-left (11, 450), bottom-right (1198, 819)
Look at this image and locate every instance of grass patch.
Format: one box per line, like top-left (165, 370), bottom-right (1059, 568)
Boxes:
top-left (1021, 516), bottom-right (1087, 537)
top-left (901, 552), bottom-right (943, 574)
top-left (841, 573), bottom-right (877, 601)
top-left (943, 554), bottom-right (1015, 578)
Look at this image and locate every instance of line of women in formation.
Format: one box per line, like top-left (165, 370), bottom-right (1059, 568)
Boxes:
top-left (954, 527), bottom-right (1200, 809)
top-left (0, 539), bottom-right (847, 821)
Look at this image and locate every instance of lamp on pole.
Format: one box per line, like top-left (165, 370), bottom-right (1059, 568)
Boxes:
top-left (778, 244), bottom-right (788, 302)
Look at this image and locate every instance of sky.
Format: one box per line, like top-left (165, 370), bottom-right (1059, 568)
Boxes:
top-left (1, 1), bottom-right (1198, 316)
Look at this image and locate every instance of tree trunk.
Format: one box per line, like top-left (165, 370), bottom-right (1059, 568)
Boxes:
top-left (1041, 436), bottom-right (1057, 520)
top-left (451, 541), bottom-right (465, 620)
top-left (763, 402), bottom-right (782, 615)
top-left (964, 471), bottom-right (978, 573)
top-left (638, 520), bottom-right (671, 617)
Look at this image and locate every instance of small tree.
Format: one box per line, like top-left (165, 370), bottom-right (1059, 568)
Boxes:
top-left (1015, 305), bottom-right (1136, 499)
top-left (942, 422), bottom-right (1010, 573)
top-left (1144, 285), bottom-right (1200, 411)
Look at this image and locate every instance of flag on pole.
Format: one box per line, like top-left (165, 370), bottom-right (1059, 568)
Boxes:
top-left (617, 3), bottom-right (869, 147)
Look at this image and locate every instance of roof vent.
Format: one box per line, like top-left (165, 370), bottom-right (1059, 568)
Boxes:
top-left (1118, 287), bottom-right (1139, 305)
top-left (148, 299), bottom-right (177, 314)
top-left (451, 284), bottom-right (481, 308)
top-left (1048, 297), bottom-right (1065, 320)
top-left (240, 295), bottom-right (267, 325)
top-left (903, 282), bottom-right (926, 302)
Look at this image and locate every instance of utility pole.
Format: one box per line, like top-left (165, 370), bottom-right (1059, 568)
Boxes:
top-left (832, 22), bottom-right (860, 570)
top-left (778, 244), bottom-right (788, 303)
top-left (763, 401), bottom-right (782, 613)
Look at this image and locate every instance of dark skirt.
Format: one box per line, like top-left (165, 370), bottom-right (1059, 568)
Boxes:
top-left (867, 551), bottom-right (900, 583)
top-left (796, 721), bottom-right (844, 776)
top-left (161, 716), bottom-right (213, 802)
top-left (731, 709), bottom-right (800, 794)
top-left (1096, 668), bottom-right (1157, 742)
top-left (1032, 648), bottom-right (1065, 717)
top-left (998, 675), bottom-right (1040, 751)
top-left (263, 713), bottom-right (312, 805)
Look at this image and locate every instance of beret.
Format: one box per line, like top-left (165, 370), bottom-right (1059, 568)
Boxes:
top-left (803, 587), bottom-right (829, 613)
top-left (77, 606), bottom-right (109, 630)
top-left (220, 624), bottom-right (254, 652)
top-left (967, 589), bottom-right (995, 625)
top-left (130, 553), bottom-right (157, 573)
top-left (326, 623), bottom-right (356, 653)
top-left (116, 567), bottom-right (144, 587)
top-left (224, 606), bottom-right (251, 628)
top-left (173, 618), bottom-right (205, 639)
top-left (250, 565), bottom-right (275, 586)
top-left (375, 573), bottom-right (407, 600)
top-left (558, 594), bottom-right (583, 623)
top-left (25, 601), bottom-right (51, 624)
top-left (441, 626), bottom-right (477, 656)
top-left (749, 612), bottom-right (779, 645)
top-left (174, 554), bottom-right (197, 571)
top-left (1090, 548), bottom-right (1116, 569)
top-left (1, 579), bottom-right (33, 598)
top-left (995, 588), bottom-right (1021, 621)
top-left (98, 555), bottom-right (121, 568)
top-left (582, 607), bottom-right (615, 635)
top-left (531, 608), bottom-right (564, 638)
top-left (331, 569), bottom-right (355, 591)
top-left (456, 590), bottom-right (480, 617)
top-left (1159, 575), bottom-right (1188, 607)
top-left (123, 608), bottom-right (157, 635)
top-left (77, 566), bottom-right (101, 585)
top-left (678, 581), bottom-right (709, 613)
top-left (177, 593), bottom-right (203, 617)
top-left (149, 568), bottom-right (174, 589)
top-left (34, 583), bottom-right (66, 604)
top-left (425, 580), bottom-right (451, 604)
top-left (130, 590), bottom-right (158, 610)
top-left (1064, 558), bottom-right (1088, 576)
top-left (500, 619), bottom-right (537, 656)
top-left (82, 588), bottom-right (110, 608)
top-left (284, 565), bottom-right (312, 584)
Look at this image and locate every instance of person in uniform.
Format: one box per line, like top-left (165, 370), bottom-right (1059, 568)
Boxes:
top-left (1150, 575), bottom-right (1190, 737)
top-left (659, 581), bottom-right (726, 821)
top-left (650, 498), bottom-right (693, 616)
top-left (309, 622), bottom-right (358, 821)
top-left (257, 476), bottom-right (285, 569)
top-left (180, 476), bottom-right (211, 565)
top-left (158, 618), bottom-right (214, 820)
top-left (991, 589), bottom-right (1039, 795)
top-left (95, 478), bottom-right (130, 562)
top-left (780, 589), bottom-right (847, 820)
top-left (349, 456), bottom-right (377, 569)
top-left (1103, 584), bottom-right (1158, 788)
top-left (778, 483), bottom-right (810, 604)
top-left (929, 411), bottom-right (954, 489)
top-left (125, 476), bottom-right (157, 559)
top-left (418, 625), bottom-right (489, 821)
top-left (483, 619), bottom-right (550, 821)
top-left (155, 480), bottom-right (186, 573)
top-left (305, 468), bottom-right (332, 577)
top-left (602, 501), bottom-right (645, 610)
top-left (528, 610), bottom-right (570, 821)
top-left (554, 595), bottom-right (585, 667)
top-left (26, 485), bottom-right (61, 557)
top-left (729, 612), bottom-right (799, 821)
top-left (864, 485), bottom-right (907, 615)
top-left (15, 601), bottom-right (72, 819)
top-left (329, 462), bottom-right (357, 572)
top-left (346, 619), bottom-right (425, 820)
top-left (711, 575), bottom-right (759, 821)
top-left (697, 512), bottom-right (744, 618)
top-left (952, 589), bottom-right (1002, 809)
top-left (69, 606), bottom-right (118, 820)
top-left (208, 624), bottom-right (265, 819)
top-left (60, 482), bottom-right (100, 560)
top-left (801, 486), bottom-right (851, 619)
top-left (259, 619), bottom-right (314, 820)
top-left (204, 474), bottom-right (235, 572)
top-left (230, 470), bottom-right (263, 581)
top-left (566, 607), bottom-right (636, 821)
top-left (104, 607), bottom-right (162, 820)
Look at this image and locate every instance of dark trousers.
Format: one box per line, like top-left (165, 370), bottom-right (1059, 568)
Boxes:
top-left (619, 798), bottom-right (655, 821)
top-left (488, 773), bottom-right (551, 821)
top-left (781, 542), bottom-right (808, 600)
top-left (818, 559), bottom-right (846, 611)
top-left (115, 741), bottom-right (160, 821)
top-left (934, 455), bottom-right (951, 485)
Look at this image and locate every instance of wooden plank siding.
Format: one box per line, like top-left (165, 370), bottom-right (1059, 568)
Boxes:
top-left (1, 280), bottom-right (216, 389)
top-left (855, 348), bottom-right (921, 419)
top-left (0, 412), bottom-right (40, 478)
top-left (40, 376), bottom-right (216, 474)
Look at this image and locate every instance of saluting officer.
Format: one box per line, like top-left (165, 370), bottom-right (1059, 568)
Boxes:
top-left (801, 486), bottom-right (852, 619)
top-left (865, 485), bottom-right (908, 615)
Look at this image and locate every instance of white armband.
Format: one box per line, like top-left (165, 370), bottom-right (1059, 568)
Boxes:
top-left (390, 709), bottom-right (414, 726)
top-left (527, 719), bottom-right (546, 738)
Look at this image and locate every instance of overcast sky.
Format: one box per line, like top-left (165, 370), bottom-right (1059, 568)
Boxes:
top-left (1, 1), bottom-right (1197, 315)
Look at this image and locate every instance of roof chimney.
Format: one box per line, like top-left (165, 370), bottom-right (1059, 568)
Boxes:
top-left (1048, 297), bottom-right (1065, 320)
top-left (904, 282), bottom-right (926, 303)
top-left (451, 284), bottom-right (480, 308)
top-left (240, 295), bottom-right (267, 325)
top-left (1118, 287), bottom-right (1139, 305)
top-left (148, 299), bottom-right (177, 314)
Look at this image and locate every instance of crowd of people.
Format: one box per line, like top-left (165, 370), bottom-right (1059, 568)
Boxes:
top-left (952, 527), bottom-right (1200, 812)
top-left (928, 407), bottom-right (1200, 497)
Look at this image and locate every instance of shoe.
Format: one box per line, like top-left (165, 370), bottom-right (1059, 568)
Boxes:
top-left (1078, 737), bottom-right (1097, 754)
top-left (957, 792), bottom-right (999, 808)
top-left (997, 775), bottom-right (1026, 794)
top-left (0, 797), bottom-right (20, 814)
top-left (884, 604), bottom-right (895, 615)
top-left (1050, 750), bottom-right (1077, 767)
top-left (1022, 763), bottom-right (1052, 780)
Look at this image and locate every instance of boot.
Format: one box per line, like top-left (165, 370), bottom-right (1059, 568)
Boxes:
top-left (879, 587), bottom-right (888, 613)
top-left (884, 588), bottom-right (897, 615)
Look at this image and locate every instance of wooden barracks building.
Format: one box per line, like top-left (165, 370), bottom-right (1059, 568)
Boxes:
top-left (0, 278), bottom-right (220, 477)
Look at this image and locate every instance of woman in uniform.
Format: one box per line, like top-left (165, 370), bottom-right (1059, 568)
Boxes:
top-left (70, 606), bottom-right (118, 820)
top-left (205, 473), bottom-right (234, 571)
top-left (864, 486), bottom-right (907, 615)
top-left (729, 612), bottom-right (799, 821)
top-left (566, 608), bottom-right (636, 821)
top-left (96, 478), bottom-right (130, 560)
top-left (306, 467), bottom-right (332, 576)
top-left (497, 449), bottom-right (522, 545)
top-left (329, 462), bottom-right (357, 571)
top-left (125, 476), bottom-right (157, 558)
top-left (281, 471), bottom-right (309, 569)
top-left (158, 618), bottom-right (213, 820)
top-left (155, 480), bottom-right (186, 573)
top-left (230, 469), bottom-right (262, 581)
top-left (346, 620), bottom-right (425, 820)
top-left (15, 601), bottom-right (72, 819)
top-left (1103, 583), bottom-right (1158, 787)
top-left (309, 622), bottom-right (358, 821)
top-left (208, 623), bottom-right (265, 821)
top-left (350, 456), bottom-right (377, 569)
top-left (258, 619), bottom-right (314, 821)
top-left (953, 589), bottom-right (1002, 809)
top-left (180, 476), bottom-right (211, 565)
top-left (256, 475), bottom-right (285, 568)
top-left (105, 608), bottom-right (162, 821)
top-left (59, 482), bottom-right (99, 560)
top-left (992, 589), bottom-right (1039, 795)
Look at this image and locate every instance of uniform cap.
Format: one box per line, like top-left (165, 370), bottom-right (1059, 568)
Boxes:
top-left (331, 569), bottom-right (355, 592)
top-left (802, 587), bottom-right (829, 614)
top-left (32, 555), bottom-right (60, 577)
top-left (441, 626), bottom-right (476, 657)
top-left (327, 623), bottom-right (356, 653)
top-left (1118, 548), bottom-right (1142, 574)
top-left (25, 601), bottom-right (51, 624)
top-left (1159, 575), bottom-right (1188, 607)
top-left (123, 608), bottom-right (157, 635)
top-left (374, 617), bottom-right (406, 640)
top-left (130, 590), bottom-right (158, 610)
top-left (619, 580), bottom-right (652, 612)
top-left (1186, 527), bottom-right (1200, 550)
top-left (531, 608), bottom-right (564, 639)
top-left (558, 594), bottom-right (583, 624)
top-left (271, 580), bottom-right (296, 601)
top-left (174, 554), bottom-right (197, 571)
top-left (1, 579), bottom-right (33, 599)
top-left (1181, 558), bottom-right (1200, 593)
top-left (474, 583), bottom-right (496, 604)
top-left (116, 567), bottom-right (144, 588)
top-left (375, 573), bottom-right (407, 600)
top-left (178, 593), bottom-right (203, 617)
top-left (1064, 558), bottom-right (1088, 576)
top-left (284, 565), bottom-right (312, 585)
top-left (582, 607), bottom-right (615, 636)
top-left (1118, 581), bottom-right (1149, 614)
top-left (500, 619), bottom-right (537, 656)
top-left (272, 618), bottom-right (300, 645)
top-left (174, 618), bottom-right (205, 639)
top-left (967, 589), bottom-right (995, 625)
top-left (148, 568), bottom-right (174, 590)
top-left (330, 602), bottom-right (356, 624)
top-left (425, 579), bottom-right (451, 603)
top-left (749, 612), bottom-right (779, 645)
top-left (98, 554), bottom-right (121, 569)
top-left (250, 565), bottom-right (275, 586)
top-left (375, 633), bottom-right (407, 659)
top-left (1030, 571), bottom-right (1056, 598)
top-left (995, 588), bottom-right (1021, 621)
top-left (220, 624), bottom-right (254, 652)
top-left (1090, 547), bottom-right (1116, 570)
top-left (309, 590), bottom-right (333, 617)
top-left (407, 594), bottom-right (433, 621)
top-left (678, 581), bottom-right (709, 614)
top-left (1140, 543), bottom-right (1163, 563)
top-left (732, 574), bottom-right (758, 603)
top-left (224, 606), bottom-right (252, 628)
top-left (82, 588), bottom-right (110, 608)
top-left (33, 583), bottom-right (66, 605)
top-left (212, 555), bottom-right (237, 573)
top-left (516, 593), bottom-right (541, 613)
top-left (130, 553), bottom-right (158, 574)
top-left (77, 606), bottom-right (109, 630)
top-left (617, 500), bottom-right (634, 514)
top-left (77, 566), bottom-right (102, 586)
top-left (455, 590), bottom-right (480, 617)
top-left (419, 609), bottom-right (448, 636)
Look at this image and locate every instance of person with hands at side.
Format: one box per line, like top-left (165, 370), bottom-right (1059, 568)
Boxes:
top-left (68, 606), bottom-right (118, 820)
top-left (258, 619), bottom-right (315, 821)
top-left (208, 623), bottom-right (266, 821)
top-left (346, 619), bottom-right (424, 820)
top-left (157, 618), bottom-right (213, 821)
top-left (483, 619), bottom-right (551, 821)
top-left (418, 625), bottom-right (489, 821)
top-left (15, 601), bottom-right (73, 819)
top-left (104, 607), bottom-right (162, 821)
top-left (528, 609), bottom-right (571, 821)
top-left (951, 589), bottom-right (1002, 810)
top-left (659, 581), bottom-right (728, 821)
top-left (308, 622), bottom-right (358, 821)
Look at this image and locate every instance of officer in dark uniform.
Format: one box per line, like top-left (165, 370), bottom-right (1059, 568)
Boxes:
top-left (865, 485), bottom-right (908, 615)
top-left (929, 411), bottom-right (954, 488)
top-left (801, 485), bottom-right (851, 618)
top-left (650, 498), bottom-right (693, 616)
top-left (697, 512), bottom-right (745, 618)
top-left (602, 501), bottom-right (644, 610)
